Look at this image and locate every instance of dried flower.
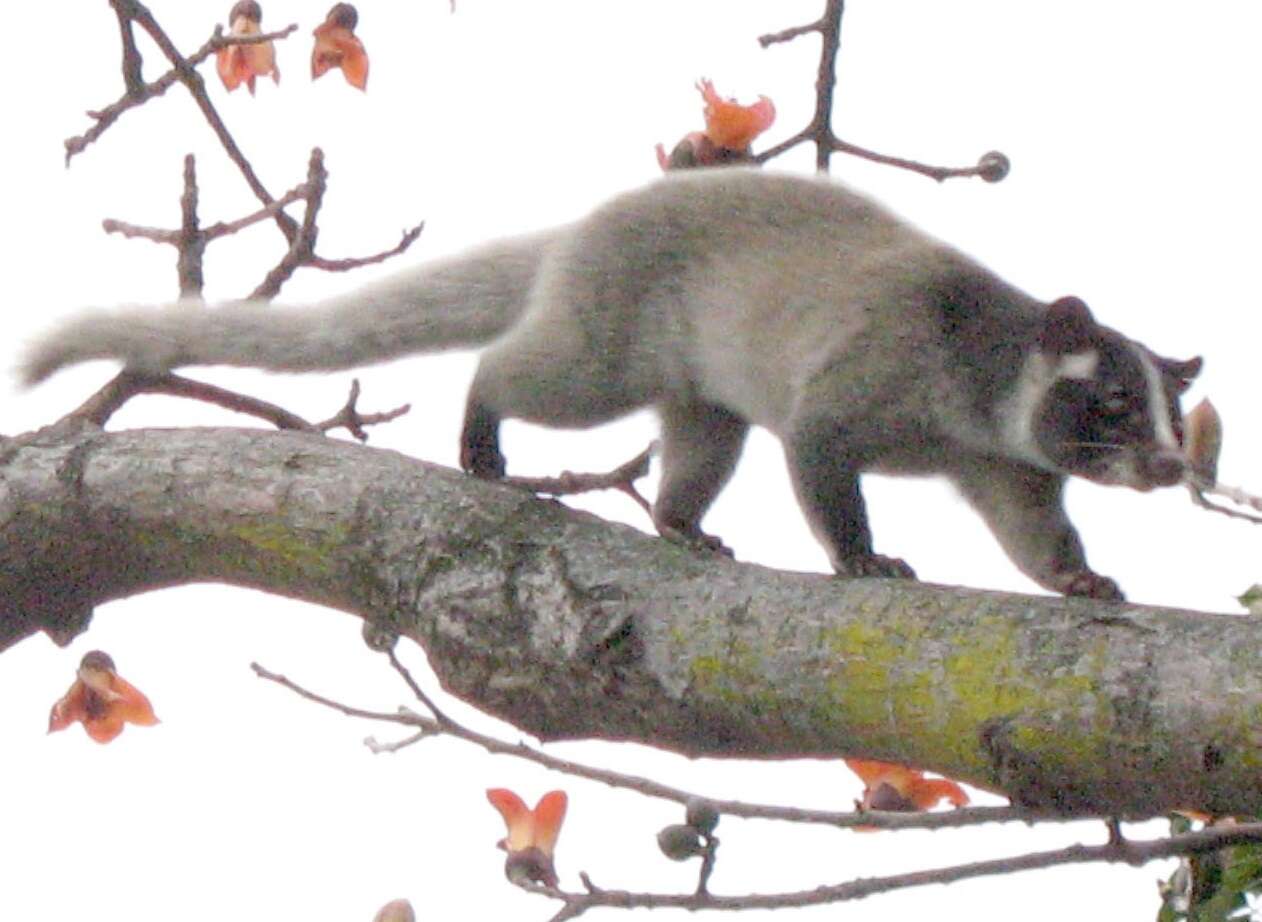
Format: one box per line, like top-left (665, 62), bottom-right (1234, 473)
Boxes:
top-left (48, 651), bottom-right (159, 744)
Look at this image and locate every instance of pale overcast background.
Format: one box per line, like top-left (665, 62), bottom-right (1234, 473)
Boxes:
top-left (2, 2), bottom-right (1260, 920)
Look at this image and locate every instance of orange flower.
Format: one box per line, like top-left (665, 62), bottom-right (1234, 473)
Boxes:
top-left (656, 79), bottom-right (775, 171)
top-left (312, 3), bottom-right (369, 91)
top-left (216, 1), bottom-right (280, 95)
top-left (846, 758), bottom-right (969, 814)
top-left (48, 651), bottom-right (159, 744)
top-left (697, 78), bottom-right (775, 151)
top-left (486, 788), bottom-right (567, 887)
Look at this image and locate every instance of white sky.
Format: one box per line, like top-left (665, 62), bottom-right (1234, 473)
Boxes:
top-left (2, 1), bottom-right (1261, 920)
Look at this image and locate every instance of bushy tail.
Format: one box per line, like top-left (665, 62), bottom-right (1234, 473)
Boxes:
top-left (20, 228), bottom-right (557, 386)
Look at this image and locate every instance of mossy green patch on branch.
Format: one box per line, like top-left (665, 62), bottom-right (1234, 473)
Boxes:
top-left (687, 640), bottom-right (778, 712)
top-left (229, 521), bottom-right (346, 578)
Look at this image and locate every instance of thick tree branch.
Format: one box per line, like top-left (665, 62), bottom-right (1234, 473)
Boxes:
top-left (1, 426), bottom-right (1259, 819)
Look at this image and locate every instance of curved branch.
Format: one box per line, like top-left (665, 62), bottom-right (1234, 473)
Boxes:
top-left (255, 655), bottom-right (1037, 832)
top-left (2, 426), bottom-right (1260, 819)
top-left (540, 822), bottom-right (1262, 917)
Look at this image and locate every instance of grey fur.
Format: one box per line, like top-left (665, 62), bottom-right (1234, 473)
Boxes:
top-left (21, 229), bottom-right (557, 382)
top-left (21, 169), bottom-right (1198, 599)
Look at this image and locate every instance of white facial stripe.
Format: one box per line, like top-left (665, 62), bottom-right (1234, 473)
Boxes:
top-left (1131, 343), bottom-right (1179, 450)
top-left (1057, 350), bottom-right (1098, 380)
top-left (1000, 352), bottom-right (1058, 469)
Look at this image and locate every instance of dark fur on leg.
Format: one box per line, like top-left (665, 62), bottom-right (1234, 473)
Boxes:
top-left (651, 401), bottom-right (749, 559)
top-left (460, 401), bottom-right (506, 478)
top-left (787, 419), bottom-right (916, 581)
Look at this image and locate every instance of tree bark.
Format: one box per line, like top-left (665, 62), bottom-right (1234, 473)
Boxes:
top-left (2, 424), bottom-right (1257, 818)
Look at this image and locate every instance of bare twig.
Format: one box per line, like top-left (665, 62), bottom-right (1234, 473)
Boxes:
top-left (507, 444), bottom-right (657, 519)
top-left (73, 4), bottom-right (427, 323)
top-left (68, 12), bottom-right (298, 167)
top-left (250, 150), bottom-right (328, 301)
top-left (757, 20), bottom-right (821, 47)
top-left (144, 374), bottom-right (319, 432)
top-left (68, 369), bottom-right (316, 431)
top-left (315, 379), bottom-right (411, 442)
top-left (251, 663), bottom-right (413, 724)
top-left (365, 730), bottom-right (429, 754)
top-left (200, 185), bottom-right (313, 241)
top-left (756, 0), bottom-right (1007, 182)
top-left (695, 835), bottom-right (719, 895)
top-left (100, 220), bottom-right (179, 243)
top-left (385, 647), bottom-right (457, 728)
top-left (308, 223), bottom-right (428, 273)
top-left (70, 370), bottom-right (159, 427)
top-left (98, 157), bottom-right (416, 296)
top-left (142, 372), bottom-right (409, 438)
top-left (177, 155), bottom-right (205, 299)
top-left (250, 656), bottom-right (1262, 914)
top-left (529, 822), bottom-right (1262, 918)
top-left (250, 651), bottom-right (1099, 834)
top-left (1188, 476), bottom-right (1262, 525)
top-left (108, 0), bottom-right (144, 95)
top-left (61, 364), bottom-right (414, 438)
top-left (98, 3), bottom-right (299, 240)
top-left (98, 9), bottom-right (428, 273)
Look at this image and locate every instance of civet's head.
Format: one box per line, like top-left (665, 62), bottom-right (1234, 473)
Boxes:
top-left (1023, 296), bottom-right (1201, 490)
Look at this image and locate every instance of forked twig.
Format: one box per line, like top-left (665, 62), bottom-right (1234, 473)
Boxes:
top-left (756, 0), bottom-right (1008, 181)
top-left (507, 444), bottom-right (657, 519)
top-left (251, 654), bottom-right (1262, 920)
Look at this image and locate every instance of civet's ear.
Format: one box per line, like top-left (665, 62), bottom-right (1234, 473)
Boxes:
top-left (1160, 355), bottom-right (1203, 394)
top-left (1039, 296), bottom-right (1097, 355)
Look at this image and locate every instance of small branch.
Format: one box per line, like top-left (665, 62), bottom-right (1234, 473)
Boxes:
top-left (308, 223), bottom-right (428, 273)
top-left (1188, 477), bottom-right (1262, 525)
top-left (695, 835), bottom-right (719, 895)
top-left (75, 5), bottom-right (424, 313)
top-left (752, 127), bottom-right (814, 163)
top-left (385, 647), bottom-right (457, 729)
top-left (758, 20), bottom-right (823, 47)
top-left (144, 374), bottom-right (319, 432)
top-left (830, 140), bottom-right (1010, 184)
top-left (109, 0), bottom-right (144, 96)
top-left (507, 444), bottom-right (656, 519)
top-left (61, 366), bottom-right (408, 436)
top-left (249, 149), bottom-right (328, 301)
top-left (523, 822), bottom-right (1262, 917)
top-left (70, 370), bottom-right (157, 427)
top-left (198, 185), bottom-right (312, 241)
top-left (67, 13), bottom-right (297, 167)
top-left (315, 379), bottom-right (411, 442)
top-left (805, 0), bottom-right (841, 175)
top-left (143, 373), bottom-right (406, 439)
top-left (100, 219), bottom-right (180, 243)
top-left (755, 0), bottom-right (1007, 182)
top-left (100, 152), bottom-right (422, 305)
top-left (122, 2), bottom-right (299, 240)
top-left (100, 148), bottom-right (424, 300)
top-left (177, 155), bottom-right (205, 299)
top-left (250, 651), bottom-right (1107, 834)
top-left (365, 730), bottom-right (429, 754)
top-left (68, 369), bottom-right (317, 431)
top-left (251, 663), bottom-right (407, 724)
